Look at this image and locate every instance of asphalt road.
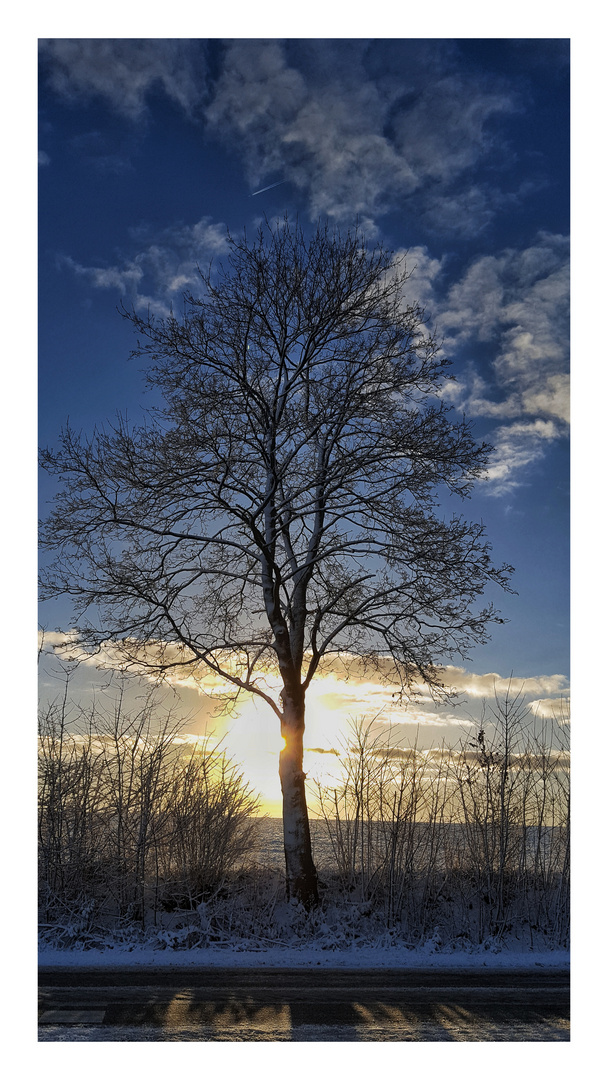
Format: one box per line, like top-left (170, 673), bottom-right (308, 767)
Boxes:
top-left (38, 966), bottom-right (570, 1042)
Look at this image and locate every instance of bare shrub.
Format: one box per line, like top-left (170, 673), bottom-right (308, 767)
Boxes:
top-left (38, 672), bottom-right (260, 932)
top-left (155, 746), bottom-right (260, 910)
top-left (444, 686), bottom-right (570, 944)
top-left (39, 666), bottom-right (569, 950)
top-left (313, 693), bottom-right (569, 946)
top-left (313, 719), bottom-right (453, 934)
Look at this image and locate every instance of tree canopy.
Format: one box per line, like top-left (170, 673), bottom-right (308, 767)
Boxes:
top-left (40, 218), bottom-right (513, 905)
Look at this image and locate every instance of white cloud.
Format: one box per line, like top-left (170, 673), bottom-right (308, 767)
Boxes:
top-left (438, 665), bottom-right (569, 701)
top-left (483, 419), bottom-right (564, 496)
top-left (206, 40), bottom-right (307, 180)
top-left (397, 246), bottom-right (446, 312)
top-left (282, 92), bottom-right (416, 221)
top-left (408, 232), bottom-right (570, 493)
top-left (60, 217), bottom-right (229, 315)
top-left (39, 636), bottom-right (569, 755)
top-left (393, 75), bottom-right (514, 183)
top-left (373, 707), bottom-right (474, 728)
top-left (521, 373), bottom-right (569, 423)
top-left (528, 696), bottom-right (571, 722)
top-left (206, 41), bottom-right (416, 222)
top-left (38, 629), bottom-right (79, 652)
top-left (61, 256), bottom-right (144, 294)
top-left (439, 234), bottom-right (569, 411)
top-left (40, 39), bottom-right (204, 119)
top-left (205, 41), bottom-right (517, 227)
top-left (404, 233), bottom-right (569, 423)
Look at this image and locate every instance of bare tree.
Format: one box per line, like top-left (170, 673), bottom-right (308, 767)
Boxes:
top-left (40, 218), bottom-right (512, 907)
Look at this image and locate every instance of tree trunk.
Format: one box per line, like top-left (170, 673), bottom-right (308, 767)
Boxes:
top-left (279, 691), bottom-right (319, 908)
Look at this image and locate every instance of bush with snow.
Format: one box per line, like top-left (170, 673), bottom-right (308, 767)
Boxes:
top-left (38, 686), bottom-right (569, 955)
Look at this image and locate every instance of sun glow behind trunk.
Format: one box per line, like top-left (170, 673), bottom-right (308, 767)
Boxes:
top-left (213, 674), bottom-right (383, 816)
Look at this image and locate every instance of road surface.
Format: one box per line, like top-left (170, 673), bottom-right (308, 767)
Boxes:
top-left (38, 965), bottom-right (570, 1041)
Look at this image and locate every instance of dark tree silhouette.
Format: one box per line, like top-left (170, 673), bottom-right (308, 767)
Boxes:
top-left (40, 219), bottom-right (512, 908)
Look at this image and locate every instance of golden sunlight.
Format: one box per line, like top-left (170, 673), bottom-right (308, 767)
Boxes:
top-left (211, 673), bottom-right (388, 816)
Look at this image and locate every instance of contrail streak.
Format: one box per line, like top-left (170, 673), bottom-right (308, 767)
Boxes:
top-left (249, 179), bottom-right (288, 197)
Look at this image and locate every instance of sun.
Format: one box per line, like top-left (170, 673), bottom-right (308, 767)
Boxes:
top-left (210, 677), bottom-right (359, 817)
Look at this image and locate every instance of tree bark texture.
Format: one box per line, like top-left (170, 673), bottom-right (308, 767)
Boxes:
top-left (279, 691), bottom-right (319, 908)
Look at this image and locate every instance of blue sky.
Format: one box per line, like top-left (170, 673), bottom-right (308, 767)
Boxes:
top-left (36, 36), bottom-right (571, 769)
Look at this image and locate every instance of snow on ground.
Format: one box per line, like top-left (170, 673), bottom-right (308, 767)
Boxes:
top-left (38, 943), bottom-right (569, 970)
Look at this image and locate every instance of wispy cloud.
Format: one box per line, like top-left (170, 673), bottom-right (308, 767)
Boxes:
top-left (39, 39), bottom-right (553, 247)
top-left (39, 39), bottom-right (205, 120)
top-left (438, 232), bottom-right (570, 421)
top-left (438, 665), bottom-right (569, 701)
top-left (393, 73), bottom-right (514, 182)
top-left (41, 634), bottom-right (568, 736)
top-left (59, 217), bottom-right (229, 315)
top-left (205, 40), bottom-right (517, 229)
top-left (403, 232), bottom-right (569, 494)
top-left (483, 419), bottom-right (565, 496)
top-left (40, 38), bottom-right (567, 500)
top-left (528, 697), bottom-right (571, 723)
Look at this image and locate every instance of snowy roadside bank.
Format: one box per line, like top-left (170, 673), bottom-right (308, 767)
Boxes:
top-left (38, 943), bottom-right (569, 971)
